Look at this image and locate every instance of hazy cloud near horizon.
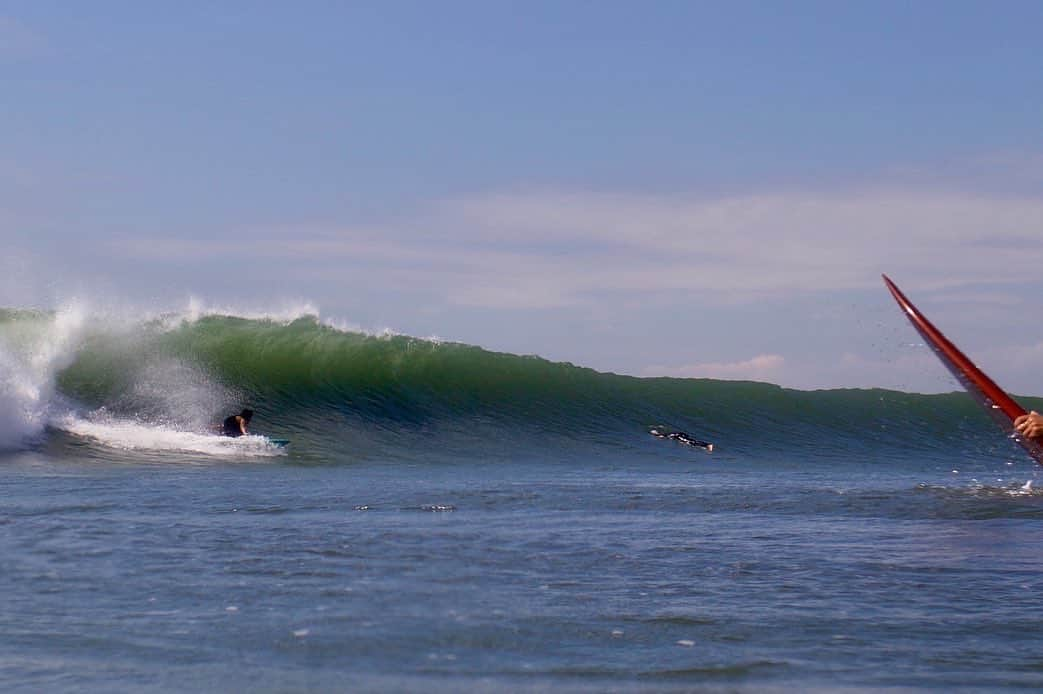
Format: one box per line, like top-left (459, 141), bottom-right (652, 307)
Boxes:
top-left (110, 184), bottom-right (1043, 302)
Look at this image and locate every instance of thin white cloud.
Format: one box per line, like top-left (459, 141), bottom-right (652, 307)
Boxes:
top-left (643, 354), bottom-right (785, 381)
top-left (645, 350), bottom-right (969, 393)
top-left (434, 188), bottom-right (1043, 290)
top-left (117, 186), bottom-right (1043, 310)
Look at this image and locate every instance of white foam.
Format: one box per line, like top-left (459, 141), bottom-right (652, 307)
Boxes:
top-left (52, 414), bottom-right (286, 458)
top-left (0, 303), bottom-right (86, 448)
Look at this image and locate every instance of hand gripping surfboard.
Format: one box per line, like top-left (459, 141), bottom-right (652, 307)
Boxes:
top-left (882, 274), bottom-right (1043, 465)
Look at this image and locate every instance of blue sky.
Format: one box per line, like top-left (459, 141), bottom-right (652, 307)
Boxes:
top-left (3, 1), bottom-right (1043, 393)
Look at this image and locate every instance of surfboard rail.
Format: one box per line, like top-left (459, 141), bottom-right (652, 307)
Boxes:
top-left (882, 274), bottom-right (1043, 465)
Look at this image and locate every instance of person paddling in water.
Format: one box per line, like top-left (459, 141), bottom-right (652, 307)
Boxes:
top-left (1015, 411), bottom-right (1043, 440)
top-left (649, 425), bottom-right (713, 452)
top-left (222, 409), bottom-right (254, 438)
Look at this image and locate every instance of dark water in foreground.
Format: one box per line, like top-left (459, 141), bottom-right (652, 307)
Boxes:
top-left (4, 311), bottom-right (1043, 691)
top-left (6, 433), bottom-right (1043, 692)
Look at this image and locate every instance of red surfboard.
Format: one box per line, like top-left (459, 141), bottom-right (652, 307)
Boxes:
top-left (882, 274), bottom-right (1043, 465)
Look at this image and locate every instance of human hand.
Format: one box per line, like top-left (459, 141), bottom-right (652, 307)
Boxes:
top-left (1014, 411), bottom-right (1043, 440)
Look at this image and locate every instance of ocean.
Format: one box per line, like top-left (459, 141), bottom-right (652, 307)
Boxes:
top-left (4, 306), bottom-right (1043, 692)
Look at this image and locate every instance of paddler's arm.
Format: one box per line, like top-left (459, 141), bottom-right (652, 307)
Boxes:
top-left (238, 416), bottom-right (249, 435)
top-left (1014, 411), bottom-right (1043, 439)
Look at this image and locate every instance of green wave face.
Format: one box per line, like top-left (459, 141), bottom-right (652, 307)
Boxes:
top-left (4, 309), bottom-right (1035, 461)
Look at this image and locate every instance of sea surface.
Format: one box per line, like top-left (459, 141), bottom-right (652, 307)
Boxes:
top-left (4, 307), bottom-right (1043, 692)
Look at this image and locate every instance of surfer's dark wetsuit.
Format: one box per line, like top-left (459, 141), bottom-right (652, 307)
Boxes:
top-left (649, 426), bottom-right (713, 451)
top-left (222, 409), bottom-right (254, 437)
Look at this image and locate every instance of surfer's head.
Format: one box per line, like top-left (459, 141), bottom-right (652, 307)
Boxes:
top-left (240, 408), bottom-right (254, 421)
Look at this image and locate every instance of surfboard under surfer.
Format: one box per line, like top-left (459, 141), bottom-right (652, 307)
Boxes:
top-left (222, 409), bottom-right (254, 437)
top-left (649, 426), bottom-right (713, 452)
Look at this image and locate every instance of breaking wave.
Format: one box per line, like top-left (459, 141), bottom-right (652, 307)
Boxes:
top-left (1, 304), bottom-right (1039, 463)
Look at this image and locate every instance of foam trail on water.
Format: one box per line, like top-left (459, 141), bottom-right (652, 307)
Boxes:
top-left (53, 414), bottom-right (285, 458)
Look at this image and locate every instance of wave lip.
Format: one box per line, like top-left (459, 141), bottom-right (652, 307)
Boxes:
top-left (0, 305), bottom-right (87, 449)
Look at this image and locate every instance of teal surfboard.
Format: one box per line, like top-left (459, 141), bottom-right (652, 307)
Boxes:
top-left (268, 438), bottom-right (291, 447)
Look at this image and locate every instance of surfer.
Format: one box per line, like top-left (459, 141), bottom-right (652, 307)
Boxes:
top-left (649, 426), bottom-right (714, 452)
top-left (222, 409), bottom-right (254, 437)
top-left (1015, 411), bottom-right (1043, 440)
